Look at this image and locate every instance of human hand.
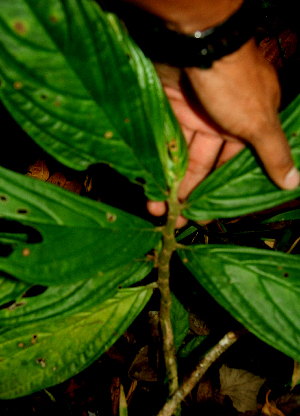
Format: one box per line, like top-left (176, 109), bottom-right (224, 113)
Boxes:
top-left (147, 38), bottom-right (300, 227)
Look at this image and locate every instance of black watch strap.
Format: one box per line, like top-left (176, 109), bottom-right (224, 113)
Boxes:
top-left (119, 0), bottom-right (259, 68)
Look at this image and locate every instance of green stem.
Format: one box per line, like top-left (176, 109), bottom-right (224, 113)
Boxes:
top-left (157, 183), bottom-right (181, 399)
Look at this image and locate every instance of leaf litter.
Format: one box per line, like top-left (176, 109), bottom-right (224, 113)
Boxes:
top-left (219, 365), bottom-right (266, 412)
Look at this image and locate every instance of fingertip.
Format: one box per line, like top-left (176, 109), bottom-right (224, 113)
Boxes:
top-left (251, 127), bottom-right (299, 191)
top-left (283, 166), bottom-right (300, 190)
top-left (176, 215), bottom-right (188, 229)
top-left (147, 200), bottom-right (167, 217)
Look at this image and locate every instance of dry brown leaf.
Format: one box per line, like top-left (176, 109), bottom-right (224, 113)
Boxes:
top-left (219, 365), bottom-right (265, 412)
top-left (84, 175), bottom-right (93, 193)
top-left (262, 390), bottom-right (286, 416)
top-left (128, 345), bottom-right (158, 382)
top-left (196, 378), bottom-right (213, 403)
top-left (259, 28), bottom-right (297, 71)
top-left (126, 380), bottom-right (137, 405)
top-left (264, 240), bottom-right (276, 249)
top-left (189, 312), bottom-right (210, 336)
top-left (64, 180), bottom-right (82, 195)
top-left (276, 391), bottom-right (300, 415)
top-left (111, 376), bottom-right (120, 416)
top-left (27, 159), bottom-right (50, 181)
top-left (47, 172), bottom-right (67, 188)
top-left (148, 311), bottom-right (160, 343)
top-left (291, 360), bottom-right (300, 390)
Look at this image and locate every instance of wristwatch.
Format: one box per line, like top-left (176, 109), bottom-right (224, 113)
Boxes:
top-left (120, 0), bottom-right (259, 68)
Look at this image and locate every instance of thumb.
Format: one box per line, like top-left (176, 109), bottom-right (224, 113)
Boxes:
top-left (251, 123), bottom-right (299, 190)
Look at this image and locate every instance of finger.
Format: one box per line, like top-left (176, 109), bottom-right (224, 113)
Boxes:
top-left (250, 122), bottom-right (300, 190)
top-left (176, 215), bottom-right (188, 228)
top-left (181, 125), bottom-right (194, 145)
top-left (215, 140), bottom-right (245, 168)
top-left (178, 132), bottom-right (224, 200)
top-left (147, 202), bottom-right (188, 228)
top-left (146, 200), bottom-right (167, 217)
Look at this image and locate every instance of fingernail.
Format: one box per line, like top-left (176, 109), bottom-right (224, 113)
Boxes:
top-left (284, 167), bottom-right (300, 190)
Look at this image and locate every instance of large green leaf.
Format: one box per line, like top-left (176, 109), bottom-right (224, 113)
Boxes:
top-left (0, 286), bottom-right (153, 399)
top-left (0, 166), bottom-right (161, 284)
top-left (0, 0), bottom-right (187, 199)
top-left (0, 273), bottom-right (31, 306)
top-left (0, 260), bottom-right (153, 326)
top-left (177, 245), bottom-right (300, 361)
top-left (182, 94), bottom-right (300, 221)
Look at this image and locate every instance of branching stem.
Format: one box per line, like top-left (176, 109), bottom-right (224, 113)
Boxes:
top-left (157, 330), bottom-right (244, 416)
top-left (157, 183), bottom-right (181, 399)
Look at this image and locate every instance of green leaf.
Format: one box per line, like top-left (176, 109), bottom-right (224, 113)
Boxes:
top-left (0, 260), bottom-right (153, 326)
top-left (275, 228), bottom-right (293, 252)
top-left (0, 0), bottom-right (187, 199)
top-left (0, 166), bottom-right (161, 284)
top-left (175, 225), bottom-right (198, 242)
top-left (170, 292), bottom-right (190, 351)
top-left (182, 94), bottom-right (300, 221)
top-left (177, 245), bottom-right (300, 362)
top-left (262, 209), bottom-right (300, 223)
top-left (0, 274), bottom-right (31, 307)
top-left (0, 286), bottom-right (153, 399)
top-left (178, 335), bottom-right (207, 358)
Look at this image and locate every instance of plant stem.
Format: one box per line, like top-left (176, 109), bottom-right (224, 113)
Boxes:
top-left (157, 184), bottom-right (181, 399)
top-left (157, 330), bottom-right (244, 416)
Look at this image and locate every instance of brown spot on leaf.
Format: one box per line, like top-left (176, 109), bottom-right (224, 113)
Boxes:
top-left (104, 131), bottom-right (113, 139)
top-left (35, 357), bottom-right (47, 368)
top-left (13, 20), bottom-right (28, 35)
top-left (49, 15), bottom-right (59, 23)
top-left (106, 212), bottom-right (117, 223)
top-left (13, 81), bottom-right (23, 90)
top-left (22, 248), bottom-right (30, 257)
top-left (31, 335), bottom-right (38, 344)
top-left (168, 139), bottom-right (178, 152)
top-left (7, 301), bottom-right (26, 311)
